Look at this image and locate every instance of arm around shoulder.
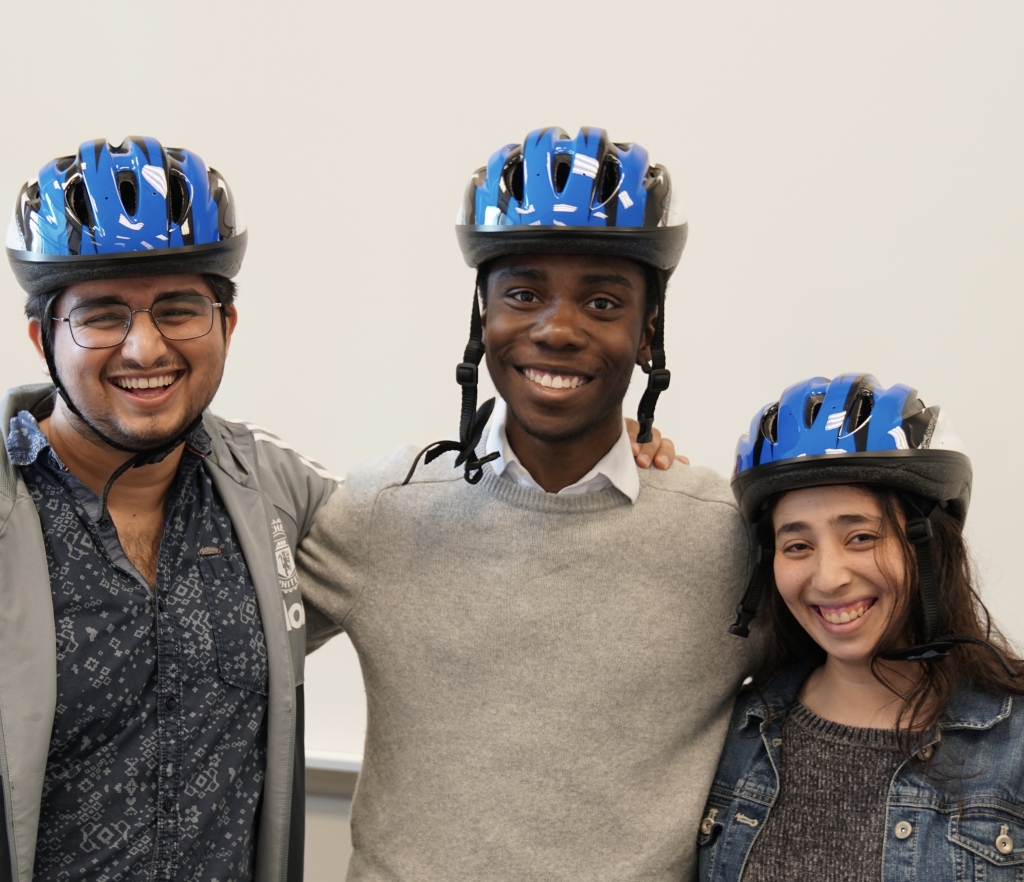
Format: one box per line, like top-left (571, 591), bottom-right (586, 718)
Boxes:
top-left (297, 445), bottom-right (420, 653)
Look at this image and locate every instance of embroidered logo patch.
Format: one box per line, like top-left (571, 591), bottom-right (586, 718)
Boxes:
top-left (270, 517), bottom-right (299, 594)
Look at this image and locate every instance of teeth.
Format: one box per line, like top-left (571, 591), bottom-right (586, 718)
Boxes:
top-left (524, 368), bottom-right (587, 390)
top-left (820, 602), bottom-right (872, 625)
top-left (112, 373), bottom-right (176, 390)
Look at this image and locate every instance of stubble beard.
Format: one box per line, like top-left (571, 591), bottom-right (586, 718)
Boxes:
top-left (61, 359), bottom-right (222, 453)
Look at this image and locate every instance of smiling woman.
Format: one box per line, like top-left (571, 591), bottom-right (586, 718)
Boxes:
top-left (697, 374), bottom-right (1024, 882)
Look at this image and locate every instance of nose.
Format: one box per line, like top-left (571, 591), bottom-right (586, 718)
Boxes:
top-left (118, 309), bottom-right (169, 365)
top-left (810, 542), bottom-right (853, 596)
top-left (528, 297), bottom-right (587, 350)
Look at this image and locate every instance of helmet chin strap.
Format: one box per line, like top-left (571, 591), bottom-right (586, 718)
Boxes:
top-left (41, 308), bottom-right (201, 517)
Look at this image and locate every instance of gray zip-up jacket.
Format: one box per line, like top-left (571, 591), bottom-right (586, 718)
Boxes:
top-left (0, 384), bottom-right (338, 882)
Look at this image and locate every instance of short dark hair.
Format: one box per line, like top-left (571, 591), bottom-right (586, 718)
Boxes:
top-left (476, 259), bottom-right (666, 320)
top-left (25, 273), bottom-right (238, 351)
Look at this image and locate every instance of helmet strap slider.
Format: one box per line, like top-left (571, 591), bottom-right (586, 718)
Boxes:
top-left (403, 282), bottom-right (499, 486)
top-left (635, 286), bottom-right (669, 444)
top-left (729, 519), bottom-right (775, 638)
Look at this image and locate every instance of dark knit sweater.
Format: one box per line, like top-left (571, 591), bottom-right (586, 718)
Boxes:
top-left (742, 703), bottom-right (904, 882)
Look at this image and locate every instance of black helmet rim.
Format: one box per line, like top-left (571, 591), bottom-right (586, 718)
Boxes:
top-left (455, 224), bottom-right (687, 273)
top-left (732, 449), bottom-right (973, 523)
top-left (7, 232), bottom-right (247, 295)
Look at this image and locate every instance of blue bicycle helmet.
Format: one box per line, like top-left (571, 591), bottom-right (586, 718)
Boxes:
top-left (733, 373), bottom-right (972, 523)
top-left (6, 136), bottom-right (246, 295)
top-left (724, 374), bottom-right (1008, 676)
top-left (408, 127), bottom-right (685, 485)
top-left (455, 126), bottom-right (687, 272)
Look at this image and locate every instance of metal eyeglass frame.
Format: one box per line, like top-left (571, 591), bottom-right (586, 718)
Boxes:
top-left (52, 300), bottom-right (224, 349)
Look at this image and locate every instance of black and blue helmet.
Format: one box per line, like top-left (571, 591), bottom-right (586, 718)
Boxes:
top-left (732, 374), bottom-right (972, 523)
top-left (456, 126), bottom-right (687, 272)
top-left (6, 136), bottom-right (246, 295)
top-left (726, 375), bottom-right (997, 673)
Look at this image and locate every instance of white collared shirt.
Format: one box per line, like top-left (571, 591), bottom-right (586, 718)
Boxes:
top-left (484, 397), bottom-right (640, 504)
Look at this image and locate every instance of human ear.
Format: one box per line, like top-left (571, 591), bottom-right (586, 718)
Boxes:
top-left (27, 320), bottom-right (51, 377)
top-left (635, 309), bottom-right (657, 367)
top-left (223, 304), bottom-right (239, 354)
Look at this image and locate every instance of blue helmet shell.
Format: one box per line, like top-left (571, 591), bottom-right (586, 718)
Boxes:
top-left (455, 126), bottom-right (687, 272)
top-left (732, 374), bottom-right (972, 521)
top-left (6, 136), bottom-right (246, 295)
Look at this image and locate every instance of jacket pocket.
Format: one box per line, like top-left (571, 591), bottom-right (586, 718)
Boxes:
top-left (948, 807), bottom-right (1024, 879)
top-left (200, 552), bottom-right (269, 696)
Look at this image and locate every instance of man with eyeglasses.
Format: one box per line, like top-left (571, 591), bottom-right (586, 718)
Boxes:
top-left (0, 137), bottom-right (338, 882)
top-left (0, 137), bottom-right (677, 882)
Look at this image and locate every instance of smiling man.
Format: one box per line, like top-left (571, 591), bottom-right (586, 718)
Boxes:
top-left (297, 127), bottom-right (758, 881)
top-left (0, 137), bottom-right (339, 882)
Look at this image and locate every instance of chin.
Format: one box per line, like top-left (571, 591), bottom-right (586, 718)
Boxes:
top-left (96, 408), bottom-right (204, 451)
top-left (511, 411), bottom-right (600, 445)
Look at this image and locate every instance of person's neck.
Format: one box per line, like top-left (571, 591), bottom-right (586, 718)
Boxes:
top-left (799, 655), bottom-right (922, 730)
top-left (39, 402), bottom-right (184, 510)
top-left (503, 407), bottom-right (623, 494)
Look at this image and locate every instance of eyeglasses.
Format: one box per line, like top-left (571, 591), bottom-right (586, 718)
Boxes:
top-left (53, 294), bottom-right (223, 349)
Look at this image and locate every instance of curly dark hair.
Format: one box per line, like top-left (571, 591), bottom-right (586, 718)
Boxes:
top-left (753, 484), bottom-right (1024, 752)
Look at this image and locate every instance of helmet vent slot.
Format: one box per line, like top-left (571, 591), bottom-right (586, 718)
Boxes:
top-left (552, 154), bottom-right (572, 194)
top-left (65, 177), bottom-right (90, 227)
top-left (116, 171), bottom-right (138, 216)
top-left (804, 393), bottom-right (825, 428)
top-left (502, 156), bottom-right (524, 203)
top-left (169, 171), bottom-right (190, 225)
top-left (54, 156), bottom-right (75, 173)
top-left (760, 403), bottom-right (779, 444)
top-left (844, 388), bottom-right (875, 435)
top-left (595, 157), bottom-right (620, 206)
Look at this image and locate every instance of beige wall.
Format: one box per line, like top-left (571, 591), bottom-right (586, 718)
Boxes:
top-left (2, 0), bottom-right (1022, 773)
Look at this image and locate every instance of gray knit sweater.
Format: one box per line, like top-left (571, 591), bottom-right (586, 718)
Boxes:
top-left (298, 441), bottom-right (757, 881)
top-left (742, 704), bottom-right (904, 882)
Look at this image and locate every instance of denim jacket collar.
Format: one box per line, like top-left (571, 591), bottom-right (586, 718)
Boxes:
top-left (740, 663), bottom-right (813, 728)
top-left (742, 662), bottom-right (1012, 734)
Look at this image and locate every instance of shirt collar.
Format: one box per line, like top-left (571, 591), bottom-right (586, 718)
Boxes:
top-left (7, 410), bottom-right (53, 467)
top-left (484, 397), bottom-right (640, 503)
top-left (6, 409), bottom-right (212, 468)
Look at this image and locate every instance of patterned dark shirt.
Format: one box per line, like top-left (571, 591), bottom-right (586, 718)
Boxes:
top-left (7, 410), bottom-right (269, 882)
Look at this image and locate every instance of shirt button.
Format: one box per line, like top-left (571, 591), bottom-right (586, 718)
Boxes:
top-left (162, 798), bottom-right (174, 813)
top-left (164, 696), bottom-right (177, 711)
top-left (894, 821), bottom-right (913, 840)
top-left (157, 599), bottom-right (166, 613)
top-left (996, 825), bottom-right (1014, 855)
top-left (916, 743), bottom-right (935, 761)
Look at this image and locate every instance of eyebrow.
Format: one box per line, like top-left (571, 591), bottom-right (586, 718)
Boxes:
top-left (491, 267), bottom-right (546, 284)
top-left (776, 513), bottom-right (880, 536)
top-left (578, 272), bottom-right (635, 288)
top-left (490, 267), bottom-right (636, 289)
top-left (67, 288), bottom-right (209, 309)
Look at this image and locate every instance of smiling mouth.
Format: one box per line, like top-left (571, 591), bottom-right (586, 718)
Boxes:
top-left (108, 371), bottom-right (182, 392)
top-left (812, 598), bottom-right (877, 625)
top-left (521, 367), bottom-right (590, 390)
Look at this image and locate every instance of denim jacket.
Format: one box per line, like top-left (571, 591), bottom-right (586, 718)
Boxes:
top-left (697, 664), bottom-right (1024, 881)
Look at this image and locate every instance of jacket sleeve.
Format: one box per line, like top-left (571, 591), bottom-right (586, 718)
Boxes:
top-left (297, 463), bottom-right (381, 654)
